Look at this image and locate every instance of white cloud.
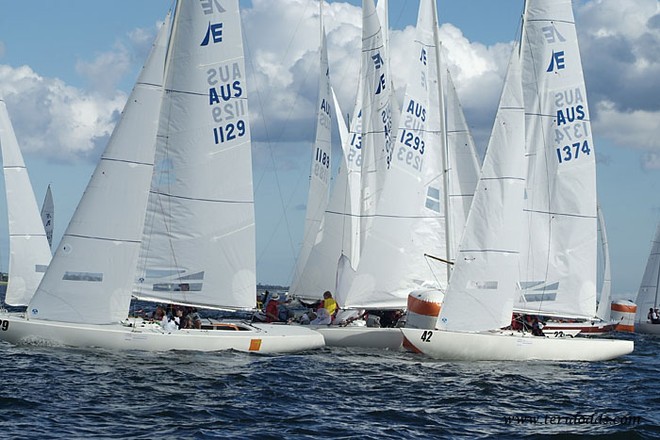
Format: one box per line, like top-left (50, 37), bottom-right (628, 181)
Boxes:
top-left (75, 44), bottom-right (132, 97)
top-left (1, 0), bottom-right (657, 169)
top-left (593, 100), bottom-right (660, 150)
top-left (0, 64), bottom-right (126, 161)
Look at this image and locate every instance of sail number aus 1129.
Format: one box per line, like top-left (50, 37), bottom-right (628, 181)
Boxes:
top-left (213, 120), bottom-right (247, 145)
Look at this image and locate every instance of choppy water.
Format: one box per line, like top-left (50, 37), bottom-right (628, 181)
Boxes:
top-left (0, 329), bottom-right (658, 439)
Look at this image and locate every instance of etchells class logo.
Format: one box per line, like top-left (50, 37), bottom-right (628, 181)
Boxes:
top-left (200, 0), bottom-right (226, 46)
top-left (542, 24), bottom-right (567, 73)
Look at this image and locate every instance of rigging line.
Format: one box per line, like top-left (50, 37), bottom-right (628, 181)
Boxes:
top-left (423, 254), bottom-right (447, 296)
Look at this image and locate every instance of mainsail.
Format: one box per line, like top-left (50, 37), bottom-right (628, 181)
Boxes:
top-left (516, 0), bottom-right (598, 319)
top-left (134, 0), bottom-right (256, 311)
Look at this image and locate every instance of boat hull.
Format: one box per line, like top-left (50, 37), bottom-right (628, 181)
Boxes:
top-left (542, 320), bottom-right (618, 336)
top-left (311, 325), bottom-right (403, 350)
top-left (401, 328), bottom-right (634, 361)
top-left (635, 322), bottom-right (660, 335)
top-left (0, 313), bottom-right (324, 354)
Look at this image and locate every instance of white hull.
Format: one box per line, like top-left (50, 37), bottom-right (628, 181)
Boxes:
top-left (0, 313), bottom-right (324, 354)
top-left (635, 322), bottom-right (660, 335)
top-left (401, 328), bottom-right (633, 361)
top-left (311, 325), bottom-right (402, 350)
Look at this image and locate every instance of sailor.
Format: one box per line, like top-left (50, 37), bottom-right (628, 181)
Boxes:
top-left (265, 293), bottom-right (281, 323)
top-left (320, 291), bottom-right (338, 321)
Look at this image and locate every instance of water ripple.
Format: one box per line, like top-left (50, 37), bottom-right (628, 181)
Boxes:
top-left (0, 333), bottom-right (658, 439)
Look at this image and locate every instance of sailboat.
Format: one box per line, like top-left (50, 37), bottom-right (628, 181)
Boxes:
top-left (40, 184), bottom-right (54, 250)
top-left (306, 0), bottom-right (480, 349)
top-left (401, 0), bottom-right (633, 361)
top-left (634, 222), bottom-right (660, 335)
top-left (0, 0), bottom-right (323, 353)
top-left (0, 98), bottom-right (52, 307)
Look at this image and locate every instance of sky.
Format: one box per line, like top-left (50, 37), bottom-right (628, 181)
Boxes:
top-left (0, 0), bottom-right (658, 300)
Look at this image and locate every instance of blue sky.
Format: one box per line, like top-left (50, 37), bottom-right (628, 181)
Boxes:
top-left (0, 0), bottom-right (658, 299)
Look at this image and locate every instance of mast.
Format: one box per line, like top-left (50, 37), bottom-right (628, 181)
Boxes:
top-left (431, 0), bottom-right (451, 282)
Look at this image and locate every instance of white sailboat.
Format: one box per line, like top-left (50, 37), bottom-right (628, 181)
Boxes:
top-left (634, 222), bottom-right (660, 335)
top-left (0, 1), bottom-right (323, 353)
top-left (313, 0), bottom-right (480, 349)
top-left (40, 184), bottom-right (54, 250)
top-left (0, 98), bottom-right (52, 307)
top-left (401, 1), bottom-right (633, 361)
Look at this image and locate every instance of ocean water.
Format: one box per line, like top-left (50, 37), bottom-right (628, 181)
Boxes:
top-left (0, 329), bottom-right (658, 439)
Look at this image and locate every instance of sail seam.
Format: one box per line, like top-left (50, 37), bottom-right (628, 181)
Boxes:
top-left (148, 190), bottom-right (253, 204)
top-left (66, 233), bottom-right (141, 244)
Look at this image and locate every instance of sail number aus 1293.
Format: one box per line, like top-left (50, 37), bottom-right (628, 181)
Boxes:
top-left (555, 140), bottom-right (591, 164)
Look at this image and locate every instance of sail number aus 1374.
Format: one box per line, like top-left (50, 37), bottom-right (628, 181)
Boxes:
top-left (555, 140), bottom-right (591, 164)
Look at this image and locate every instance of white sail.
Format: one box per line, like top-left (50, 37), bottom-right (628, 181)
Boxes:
top-left (634, 223), bottom-right (660, 325)
top-left (516, 0), bottom-right (598, 319)
top-left (358, 0), bottom-right (393, 249)
top-left (336, 0), bottom-right (446, 309)
top-left (289, 3), bottom-right (333, 298)
top-left (40, 184), bottom-right (54, 249)
top-left (27, 12), bottom-right (170, 324)
top-left (595, 204), bottom-right (612, 321)
top-left (445, 72), bottom-right (481, 257)
top-left (133, 1), bottom-right (255, 311)
top-left (333, 0), bottom-right (387, 289)
top-left (0, 99), bottom-right (52, 306)
top-left (290, 89), bottom-right (351, 301)
top-left (438, 43), bottom-right (525, 332)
